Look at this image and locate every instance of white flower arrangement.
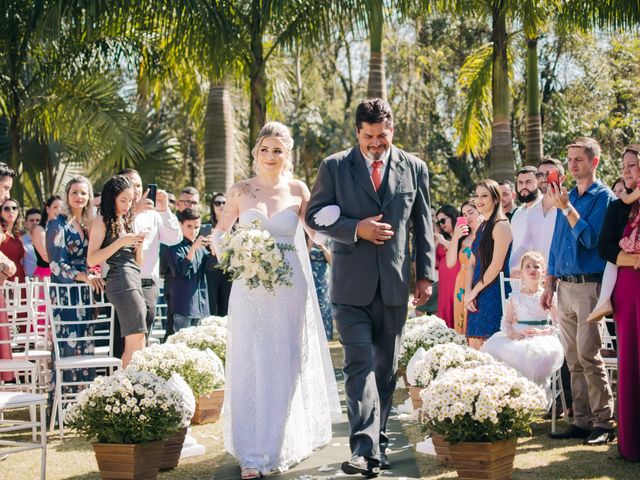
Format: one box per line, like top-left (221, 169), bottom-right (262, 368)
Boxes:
top-left (413, 343), bottom-right (497, 388)
top-left (65, 369), bottom-right (190, 444)
top-left (167, 323), bottom-right (227, 362)
top-left (399, 321), bottom-right (466, 368)
top-left (128, 343), bottom-right (225, 398)
top-left (421, 363), bottom-right (547, 443)
top-left (217, 219), bottom-right (296, 293)
top-left (405, 314), bottom-right (447, 332)
top-left (200, 315), bottom-right (228, 328)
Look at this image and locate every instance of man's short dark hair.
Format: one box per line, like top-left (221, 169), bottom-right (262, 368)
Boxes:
top-left (538, 155), bottom-right (565, 175)
top-left (26, 208), bottom-right (40, 218)
top-left (567, 137), bottom-right (601, 160)
top-left (498, 179), bottom-right (514, 189)
top-left (0, 162), bottom-right (16, 179)
top-left (355, 98), bottom-right (394, 131)
top-left (177, 208), bottom-right (200, 223)
top-left (516, 166), bottom-right (538, 177)
top-left (180, 186), bottom-right (199, 197)
top-left (118, 168), bottom-right (140, 177)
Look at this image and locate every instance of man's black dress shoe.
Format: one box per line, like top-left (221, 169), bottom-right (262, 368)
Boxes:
top-left (379, 452), bottom-right (390, 470)
top-left (549, 424), bottom-right (592, 440)
top-left (341, 456), bottom-right (380, 477)
top-left (584, 427), bottom-right (616, 446)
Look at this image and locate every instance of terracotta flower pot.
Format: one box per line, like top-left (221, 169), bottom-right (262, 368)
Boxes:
top-left (191, 388), bottom-right (224, 425)
top-left (408, 385), bottom-right (424, 411)
top-left (92, 440), bottom-right (163, 480)
top-left (448, 437), bottom-right (517, 479)
top-left (159, 427), bottom-right (188, 470)
top-left (431, 433), bottom-right (454, 467)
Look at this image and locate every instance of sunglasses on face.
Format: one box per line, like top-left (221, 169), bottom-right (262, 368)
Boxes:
top-left (213, 200), bottom-right (226, 207)
top-left (437, 218), bottom-right (448, 225)
top-left (2, 206), bottom-right (18, 212)
top-left (179, 200), bottom-right (198, 206)
top-left (168, 199), bottom-right (176, 205)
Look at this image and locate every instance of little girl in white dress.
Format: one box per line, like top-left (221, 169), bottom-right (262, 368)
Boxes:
top-left (482, 251), bottom-right (564, 386)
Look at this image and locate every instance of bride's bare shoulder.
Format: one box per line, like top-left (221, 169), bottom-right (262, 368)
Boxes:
top-left (288, 178), bottom-right (310, 197)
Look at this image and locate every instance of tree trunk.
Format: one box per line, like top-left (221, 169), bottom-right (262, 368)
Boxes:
top-left (367, 0), bottom-right (386, 100)
top-left (525, 38), bottom-right (543, 166)
top-left (249, 32), bottom-right (267, 162)
top-left (488, 5), bottom-right (514, 182)
top-left (8, 114), bottom-right (23, 203)
top-left (204, 81), bottom-right (235, 194)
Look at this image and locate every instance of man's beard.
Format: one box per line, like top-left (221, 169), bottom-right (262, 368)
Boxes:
top-left (364, 146), bottom-right (387, 161)
top-left (517, 188), bottom-right (539, 203)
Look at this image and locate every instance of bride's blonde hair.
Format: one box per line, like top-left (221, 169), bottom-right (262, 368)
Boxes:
top-left (251, 121), bottom-right (294, 178)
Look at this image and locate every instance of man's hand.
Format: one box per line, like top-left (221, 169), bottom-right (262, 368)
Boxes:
top-left (540, 278), bottom-right (556, 310)
top-left (412, 279), bottom-right (433, 306)
top-left (356, 214), bottom-right (394, 245)
top-left (134, 189), bottom-right (155, 216)
top-left (155, 189), bottom-right (169, 212)
top-left (548, 183), bottom-right (570, 210)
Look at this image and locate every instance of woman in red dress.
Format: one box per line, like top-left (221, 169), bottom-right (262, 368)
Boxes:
top-left (434, 205), bottom-right (461, 328)
top-left (0, 198), bottom-right (25, 282)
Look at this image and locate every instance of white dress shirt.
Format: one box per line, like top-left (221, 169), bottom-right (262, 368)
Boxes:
top-left (509, 198), bottom-right (557, 269)
top-left (134, 209), bottom-right (182, 281)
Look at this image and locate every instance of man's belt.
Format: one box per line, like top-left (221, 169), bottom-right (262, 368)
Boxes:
top-left (558, 273), bottom-right (602, 284)
top-left (141, 278), bottom-right (155, 287)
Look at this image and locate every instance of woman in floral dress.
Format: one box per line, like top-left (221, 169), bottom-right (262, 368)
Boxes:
top-left (308, 237), bottom-right (333, 339)
top-left (46, 176), bottom-right (105, 405)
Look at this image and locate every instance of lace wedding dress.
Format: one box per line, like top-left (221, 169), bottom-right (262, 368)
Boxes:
top-left (223, 207), bottom-right (342, 474)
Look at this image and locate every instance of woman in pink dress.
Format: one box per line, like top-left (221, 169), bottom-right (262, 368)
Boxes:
top-left (598, 145), bottom-right (640, 462)
top-left (434, 205), bottom-right (461, 328)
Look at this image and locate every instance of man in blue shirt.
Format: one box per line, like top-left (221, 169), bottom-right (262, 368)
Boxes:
top-left (168, 208), bottom-right (211, 331)
top-left (542, 137), bottom-right (615, 446)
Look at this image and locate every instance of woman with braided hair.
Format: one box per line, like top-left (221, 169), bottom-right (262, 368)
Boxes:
top-left (88, 175), bottom-right (147, 367)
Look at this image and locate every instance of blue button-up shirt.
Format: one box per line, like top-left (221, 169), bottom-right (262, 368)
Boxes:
top-left (548, 180), bottom-right (615, 277)
top-left (167, 238), bottom-right (211, 318)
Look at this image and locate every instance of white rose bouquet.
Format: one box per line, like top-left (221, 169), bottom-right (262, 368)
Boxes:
top-left (128, 343), bottom-right (225, 398)
top-left (167, 324), bottom-right (227, 362)
top-left (421, 363), bottom-right (547, 443)
top-left (413, 343), bottom-right (496, 388)
top-left (200, 315), bottom-right (228, 328)
top-left (399, 321), bottom-right (466, 368)
top-left (217, 220), bottom-right (296, 293)
top-left (65, 369), bottom-right (190, 444)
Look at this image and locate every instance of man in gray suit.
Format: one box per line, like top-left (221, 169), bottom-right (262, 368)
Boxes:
top-left (306, 98), bottom-right (436, 477)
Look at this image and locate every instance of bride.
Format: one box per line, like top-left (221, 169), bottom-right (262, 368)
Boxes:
top-left (212, 122), bottom-right (341, 478)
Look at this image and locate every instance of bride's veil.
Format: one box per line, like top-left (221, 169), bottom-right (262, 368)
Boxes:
top-left (294, 223), bottom-right (342, 422)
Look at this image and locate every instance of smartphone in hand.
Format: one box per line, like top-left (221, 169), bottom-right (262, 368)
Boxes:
top-left (199, 223), bottom-right (212, 237)
top-left (456, 216), bottom-right (468, 227)
top-left (547, 170), bottom-right (559, 187)
top-left (147, 184), bottom-right (158, 206)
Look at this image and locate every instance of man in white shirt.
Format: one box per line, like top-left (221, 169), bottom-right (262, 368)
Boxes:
top-left (116, 168), bottom-right (182, 356)
top-left (509, 166), bottom-right (542, 273)
top-left (499, 180), bottom-right (518, 221)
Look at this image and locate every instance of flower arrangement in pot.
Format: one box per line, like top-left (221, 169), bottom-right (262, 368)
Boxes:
top-left (420, 363), bottom-right (546, 479)
top-left (128, 343), bottom-right (225, 425)
top-left (65, 369), bottom-right (191, 480)
top-left (167, 323), bottom-right (227, 362)
top-left (399, 320), bottom-right (466, 375)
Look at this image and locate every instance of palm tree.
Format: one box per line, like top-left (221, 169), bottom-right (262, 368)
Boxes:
top-left (366, 0), bottom-right (387, 100)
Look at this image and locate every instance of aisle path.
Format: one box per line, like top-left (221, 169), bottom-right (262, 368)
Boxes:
top-left (213, 343), bottom-right (421, 480)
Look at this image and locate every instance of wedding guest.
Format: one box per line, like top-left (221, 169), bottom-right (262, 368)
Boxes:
top-left (0, 163), bottom-right (17, 382)
top-left (612, 177), bottom-right (627, 199)
top-left (308, 236), bottom-right (333, 339)
top-left (88, 176), bottom-right (147, 367)
top-left (167, 192), bottom-right (177, 212)
top-left (168, 208), bottom-right (211, 331)
top-left (118, 168), bottom-right (181, 358)
top-left (447, 199), bottom-right (483, 335)
top-left (499, 180), bottom-right (518, 221)
top-left (598, 144), bottom-right (640, 461)
top-left (0, 198), bottom-right (25, 282)
top-left (46, 175), bottom-right (104, 402)
top-left (434, 205), bottom-right (460, 327)
top-left (22, 208), bottom-right (41, 278)
top-left (508, 166), bottom-right (541, 274)
top-left (544, 137), bottom-right (615, 446)
top-left (31, 195), bottom-right (63, 280)
top-left (465, 179), bottom-right (513, 350)
top-left (205, 192), bottom-right (232, 316)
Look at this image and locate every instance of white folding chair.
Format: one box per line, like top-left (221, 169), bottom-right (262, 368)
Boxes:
top-left (0, 391), bottom-right (47, 479)
top-left (148, 282), bottom-right (167, 345)
top-left (498, 273), bottom-right (566, 433)
top-left (600, 317), bottom-right (618, 391)
top-left (45, 280), bottom-right (122, 437)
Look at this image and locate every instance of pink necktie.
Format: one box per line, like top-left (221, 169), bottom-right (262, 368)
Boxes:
top-left (371, 161), bottom-right (383, 191)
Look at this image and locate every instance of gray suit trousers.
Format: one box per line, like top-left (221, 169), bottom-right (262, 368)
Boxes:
top-left (333, 288), bottom-right (407, 461)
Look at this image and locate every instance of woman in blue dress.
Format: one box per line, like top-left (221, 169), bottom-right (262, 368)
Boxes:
top-left (46, 176), bottom-right (105, 403)
top-left (464, 179), bottom-right (512, 350)
top-left (308, 237), bottom-right (333, 339)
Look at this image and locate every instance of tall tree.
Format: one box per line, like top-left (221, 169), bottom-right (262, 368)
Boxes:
top-left (366, 0), bottom-right (387, 99)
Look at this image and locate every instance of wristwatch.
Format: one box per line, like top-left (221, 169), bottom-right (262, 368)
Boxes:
top-left (561, 205), bottom-right (574, 216)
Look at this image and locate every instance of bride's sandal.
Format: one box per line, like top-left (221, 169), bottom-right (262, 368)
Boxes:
top-left (587, 300), bottom-right (614, 323)
top-left (241, 468), bottom-right (262, 479)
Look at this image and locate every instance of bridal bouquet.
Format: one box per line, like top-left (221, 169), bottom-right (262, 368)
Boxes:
top-left (421, 363), bottom-right (546, 443)
top-left (65, 369), bottom-right (189, 444)
top-left (217, 220), bottom-right (296, 293)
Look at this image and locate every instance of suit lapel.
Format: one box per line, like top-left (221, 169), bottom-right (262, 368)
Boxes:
top-left (350, 147), bottom-right (381, 206)
top-left (381, 146), bottom-right (407, 209)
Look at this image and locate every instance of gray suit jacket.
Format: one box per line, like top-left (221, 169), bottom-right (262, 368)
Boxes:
top-left (306, 145), bottom-right (436, 307)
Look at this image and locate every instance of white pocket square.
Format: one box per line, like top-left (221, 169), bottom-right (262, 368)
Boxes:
top-left (314, 205), bottom-right (341, 227)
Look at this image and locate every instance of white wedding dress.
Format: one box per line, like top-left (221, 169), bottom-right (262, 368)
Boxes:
top-left (223, 207), bottom-right (342, 474)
